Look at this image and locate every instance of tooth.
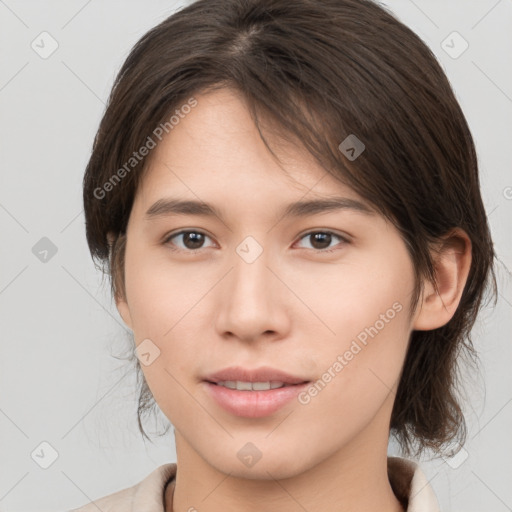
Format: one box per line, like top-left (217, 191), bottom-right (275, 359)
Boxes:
top-left (215, 380), bottom-right (289, 390)
top-left (252, 382), bottom-right (271, 390)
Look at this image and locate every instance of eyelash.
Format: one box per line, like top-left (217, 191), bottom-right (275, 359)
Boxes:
top-left (162, 229), bottom-right (350, 254)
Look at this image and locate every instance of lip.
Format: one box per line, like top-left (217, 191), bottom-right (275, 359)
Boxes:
top-left (203, 382), bottom-right (310, 418)
top-left (202, 366), bottom-right (311, 418)
top-left (203, 365), bottom-right (309, 384)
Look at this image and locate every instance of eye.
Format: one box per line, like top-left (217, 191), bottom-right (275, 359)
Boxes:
top-left (163, 230), bottom-right (215, 252)
top-left (162, 229), bottom-right (349, 254)
top-left (294, 230), bottom-right (349, 253)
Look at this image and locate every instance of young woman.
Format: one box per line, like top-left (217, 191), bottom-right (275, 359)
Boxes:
top-left (71, 0), bottom-right (496, 510)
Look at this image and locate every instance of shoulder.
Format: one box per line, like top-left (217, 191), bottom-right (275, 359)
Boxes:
top-left (388, 456), bottom-right (440, 511)
top-left (69, 463), bottom-right (177, 512)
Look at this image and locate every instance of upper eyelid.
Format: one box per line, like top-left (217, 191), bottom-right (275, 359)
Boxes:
top-left (164, 229), bottom-right (350, 249)
top-left (294, 231), bottom-right (350, 250)
top-left (164, 229), bottom-right (216, 246)
top-left (295, 228), bottom-right (351, 243)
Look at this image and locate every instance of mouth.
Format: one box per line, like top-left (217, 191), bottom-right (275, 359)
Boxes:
top-left (202, 367), bottom-right (311, 417)
top-left (206, 380), bottom-right (307, 391)
top-left (203, 365), bottom-right (309, 386)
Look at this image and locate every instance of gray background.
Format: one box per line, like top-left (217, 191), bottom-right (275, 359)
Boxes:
top-left (0, 1), bottom-right (511, 511)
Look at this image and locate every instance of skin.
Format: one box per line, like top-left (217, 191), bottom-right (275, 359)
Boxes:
top-left (114, 88), bottom-right (472, 512)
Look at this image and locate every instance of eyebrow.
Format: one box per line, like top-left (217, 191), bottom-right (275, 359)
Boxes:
top-left (144, 196), bottom-right (376, 222)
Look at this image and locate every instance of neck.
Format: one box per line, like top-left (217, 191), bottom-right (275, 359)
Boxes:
top-left (167, 429), bottom-right (404, 512)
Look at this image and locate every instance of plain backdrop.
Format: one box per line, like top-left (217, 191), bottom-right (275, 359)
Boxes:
top-left (0, 1), bottom-right (511, 511)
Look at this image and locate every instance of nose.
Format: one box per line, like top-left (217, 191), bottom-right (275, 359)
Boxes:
top-left (214, 242), bottom-right (291, 343)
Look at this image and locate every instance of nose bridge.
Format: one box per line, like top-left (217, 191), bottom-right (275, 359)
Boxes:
top-left (230, 237), bottom-right (272, 313)
top-left (215, 235), bottom-right (287, 340)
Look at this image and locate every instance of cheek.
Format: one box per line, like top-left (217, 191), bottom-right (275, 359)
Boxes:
top-left (123, 244), bottom-right (203, 336)
top-left (295, 252), bottom-right (413, 349)
top-left (293, 307), bottom-right (411, 464)
top-left (308, 300), bottom-right (410, 402)
top-left (301, 248), bottom-right (413, 414)
top-left (123, 250), bottom-right (207, 400)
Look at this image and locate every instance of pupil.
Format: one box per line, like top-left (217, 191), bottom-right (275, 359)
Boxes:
top-left (312, 233), bottom-right (331, 249)
top-left (181, 233), bottom-right (332, 250)
top-left (185, 232), bottom-right (204, 249)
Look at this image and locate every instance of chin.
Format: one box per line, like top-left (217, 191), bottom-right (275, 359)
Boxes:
top-left (203, 440), bottom-right (316, 481)
top-left (218, 458), bottom-right (308, 481)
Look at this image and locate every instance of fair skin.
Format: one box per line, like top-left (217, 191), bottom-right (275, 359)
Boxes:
top-left (114, 88), bottom-right (471, 512)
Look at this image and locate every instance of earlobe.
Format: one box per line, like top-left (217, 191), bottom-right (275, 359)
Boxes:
top-left (412, 229), bottom-right (472, 331)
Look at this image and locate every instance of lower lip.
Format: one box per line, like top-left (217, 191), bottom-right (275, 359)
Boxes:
top-left (203, 381), bottom-right (310, 418)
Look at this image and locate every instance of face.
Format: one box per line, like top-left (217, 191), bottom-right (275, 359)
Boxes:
top-left (116, 88), bottom-right (420, 479)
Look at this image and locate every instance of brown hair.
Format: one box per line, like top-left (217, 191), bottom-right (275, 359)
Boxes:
top-left (83, 0), bottom-right (497, 458)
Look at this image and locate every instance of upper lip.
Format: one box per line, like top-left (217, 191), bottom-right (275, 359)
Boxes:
top-left (204, 366), bottom-right (310, 384)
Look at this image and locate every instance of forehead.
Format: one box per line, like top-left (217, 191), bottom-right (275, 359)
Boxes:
top-left (134, 88), bottom-right (370, 214)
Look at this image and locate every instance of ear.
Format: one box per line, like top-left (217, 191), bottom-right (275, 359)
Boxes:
top-left (412, 228), bottom-right (472, 331)
top-left (107, 230), bottom-right (133, 330)
top-left (116, 294), bottom-right (133, 330)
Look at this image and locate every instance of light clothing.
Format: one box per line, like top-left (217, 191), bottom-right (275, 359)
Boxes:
top-left (69, 456), bottom-right (440, 511)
